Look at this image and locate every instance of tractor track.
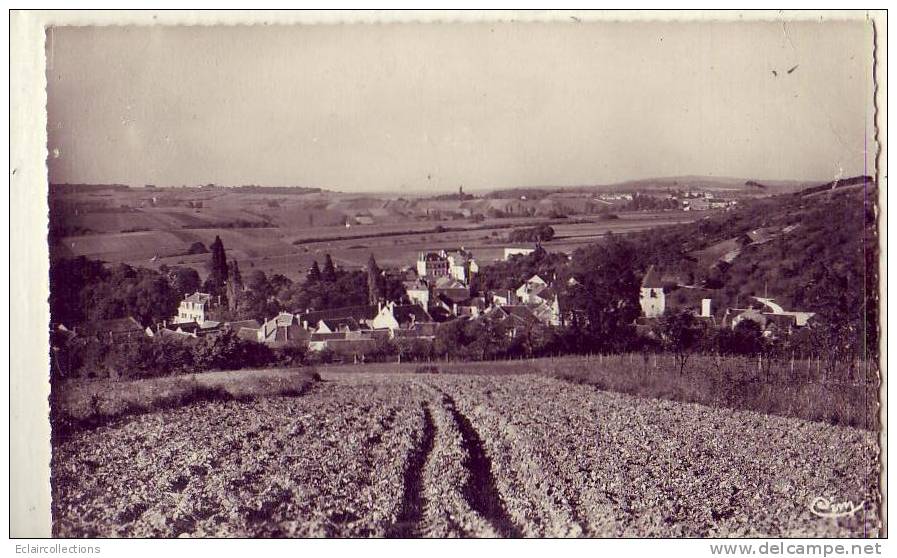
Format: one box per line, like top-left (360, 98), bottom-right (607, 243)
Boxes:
top-left (440, 393), bottom-right (523, 538)
top-left (386, 403), bottom-right (436, 538)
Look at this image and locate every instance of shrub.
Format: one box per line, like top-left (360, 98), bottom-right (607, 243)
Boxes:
top-left (186, 242), bottom-right (209, 255)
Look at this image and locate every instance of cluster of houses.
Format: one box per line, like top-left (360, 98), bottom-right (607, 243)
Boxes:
top-left (637, 264), bottom-right (815, 337)
top-left (74, 247), bottom-right (573, 360)
top-left (61, 248), bottom-right (818, 360)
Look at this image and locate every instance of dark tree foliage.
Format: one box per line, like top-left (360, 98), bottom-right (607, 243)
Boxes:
top-left (206, 235), bottom-right (228, 295)
top-left (186, 242), bottom-right (208, 255)
top-left (49, 257), bottom-right (180, 328)
top-left (53, 329), bottom-right (280, 380)
top-left (508, 224), bottom-right (555, 243)
top-left (322, 254), bottom-right (337, 282)
top-left (192, 330), bottom-right (271, 371)
top-left (280, 269), bottom-right (370, 313)
top-left (474, 246), bottom-right (568, 293)
top-left (654, 310), bottom-right (703, 374)
top-left (171, 267), bottom-right (201, 296)
top-left (306, 260), bottom-right (322, 283)
top-left (268, 273), bottom-right (293, 294)
top-left (367, 254), bottom-right (384, 305)
top-left (567, 236), bottom-right (642, 350)
top-left (623, 185), bottom-right (878, 359)
top-left (246, 270), bottom-right (270, 298)
top-left (226, 261), bottom-right (243, 312)
top-left (49, 256), bottom-right (107, 326)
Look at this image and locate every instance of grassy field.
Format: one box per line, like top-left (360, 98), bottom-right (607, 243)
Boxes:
top-left (52, 371), bottom-right (880, 537)
top-left (320, 354), bottom-right (880, 430)
top-left (52, 367), bottom-right (320, 434)
top-left (51, 184), bottom-right (700, 280)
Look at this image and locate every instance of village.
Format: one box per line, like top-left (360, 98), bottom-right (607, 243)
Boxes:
top-left (58, 240), bottom-right (816, 365)
top-left (30, 15), bottom-right (881, 541)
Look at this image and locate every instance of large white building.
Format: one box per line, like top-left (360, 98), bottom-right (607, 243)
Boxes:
top-left (174, 292), bottom-right (214, 324)
top-left (416, 249), bottom-right (479, 284)
top-left (639, 266), bottom-right (666, 318)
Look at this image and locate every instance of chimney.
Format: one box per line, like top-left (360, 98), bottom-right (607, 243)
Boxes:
top-left (701, 298), bottom-right (712, 318)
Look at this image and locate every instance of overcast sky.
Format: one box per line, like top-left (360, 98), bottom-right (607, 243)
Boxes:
top-left (46, 20), bottom-right (876, 192)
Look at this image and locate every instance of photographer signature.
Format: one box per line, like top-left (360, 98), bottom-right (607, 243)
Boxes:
top-left (810, 496), bottom-right (866, 518)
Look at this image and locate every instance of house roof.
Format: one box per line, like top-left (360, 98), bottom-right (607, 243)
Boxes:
top-left (275, 312), bottom-right (297, 326)
top-left (458, 296), bottom-right (486, 309)
top-left (533, 286), bottom-right (558, 300)
top-left (226, 319), bottom-right (261, 331)
top-left (434, 276), bottom-right (467, 290)
top-left (436, 290), bottom-right (471, 304)
top-left (263, 324), bottom-right (309, 342)
top-left (310, 332), bottom-right (349, 341)
top-left (184, 292), bottom-right (213, 305)
top-left (502, 305), bottom-right (540, 323)
top-left (298, 305), bottom-right (378, 325)
top-left (156, 328), bottom-right (196, 340)
top-left (319, 317), bottom-right (362, 332)
top-left (392, 304), bottom-right (433, 324)
top-left (403, 279), bottom-right (429, 291)
top-left (532, 304), bottom-right (556, 323)
top-left (641, 265), bottom-right (664, 288)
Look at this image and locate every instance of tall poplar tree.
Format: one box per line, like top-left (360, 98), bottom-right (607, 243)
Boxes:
top-left (322, 254), bottom-right (337, 282)
top-left (307, 260), bottom-right (322, 283)
top-left (367, 254), bottom-right (383, 305)
top-left (226, 260), bottom-right (243, 312)
top-left (206, 235), bottom-right (228, 295)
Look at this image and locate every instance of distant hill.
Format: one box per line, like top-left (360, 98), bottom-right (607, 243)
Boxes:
top-left (625, 176), bottom-right (878, 352)
top-left (483, 176), bottom-right (820, 198)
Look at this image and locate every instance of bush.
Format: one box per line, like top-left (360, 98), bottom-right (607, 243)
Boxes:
top-left (508, 224), bottom-right (555, 243)
top-left (186, 242), bottom-right (209, 255)
top-left (415, 365), bottom-right (440, 374)
top-left (192, 331), bottom-right (272, 371)
top-left (56, 329), bottom-right (293, 380)
top-left (269, 346), bottom-right (307, 367)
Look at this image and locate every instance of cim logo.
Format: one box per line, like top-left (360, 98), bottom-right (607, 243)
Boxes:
top-left (810, 496), bottom-right (866, 519)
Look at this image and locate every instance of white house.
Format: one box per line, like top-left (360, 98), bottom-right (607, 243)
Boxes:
top-left (639, 266), bottom-right (665, 318)
top-left (417, 249), bottom-right (479, 284)
top-left (516, 275), bottom-right (549, 304)
top-left (175, 292), bottom-right (213, 324)
top-left (370, 301), bottom-right (433, 334)
top-left (403, 279), bottom-right (430, 308)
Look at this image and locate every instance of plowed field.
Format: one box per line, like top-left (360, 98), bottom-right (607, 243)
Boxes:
top-left (52, 373), bottom-right (881, 538)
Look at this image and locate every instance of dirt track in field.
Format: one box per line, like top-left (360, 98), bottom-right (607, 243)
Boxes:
top-left (52, 372), bottom-right (881, 537)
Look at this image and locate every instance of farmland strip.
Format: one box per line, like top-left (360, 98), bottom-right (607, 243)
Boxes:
top-left (386, 403), bottom-right (436, 538)
top-left (441, 394), bottom-right (523, 538)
